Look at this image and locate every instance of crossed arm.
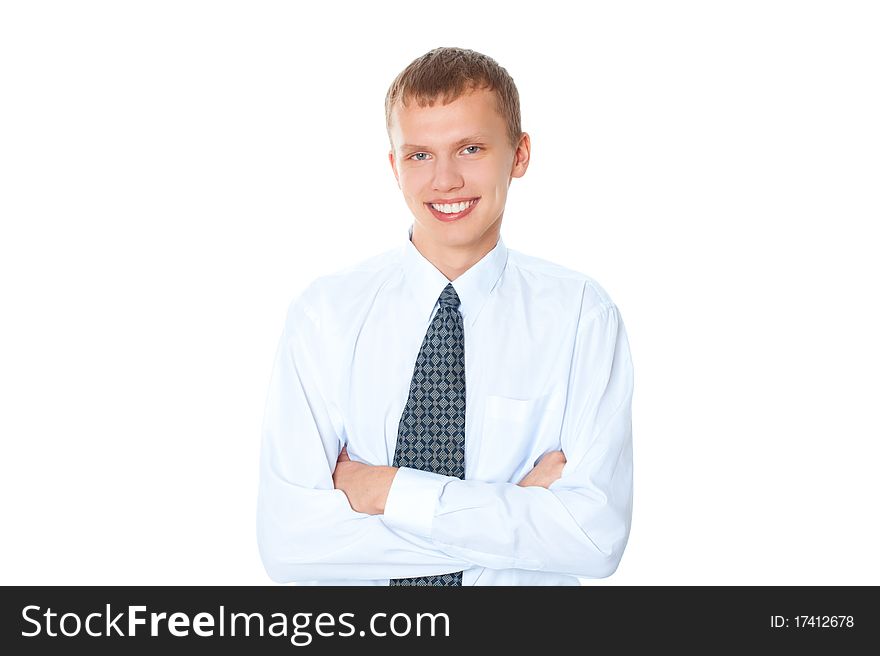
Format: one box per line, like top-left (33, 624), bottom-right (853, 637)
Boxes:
top-left (258, 297), bottom-right (632, 582)
top-left (333, 447), bottom-right (567, 515)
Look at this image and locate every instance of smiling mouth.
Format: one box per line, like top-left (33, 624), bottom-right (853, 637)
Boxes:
top-left (425, 198), bottom-right (479, 222)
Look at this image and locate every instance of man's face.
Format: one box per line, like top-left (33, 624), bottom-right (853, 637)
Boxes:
top-left (388, 87), bottom-right (530, 254)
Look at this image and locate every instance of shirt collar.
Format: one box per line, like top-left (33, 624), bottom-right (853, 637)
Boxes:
top-left (402, 223), bottom-right (508, 326)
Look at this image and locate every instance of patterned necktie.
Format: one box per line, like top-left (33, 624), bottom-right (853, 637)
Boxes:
top-left (389, 282), bottom-right (466, 586)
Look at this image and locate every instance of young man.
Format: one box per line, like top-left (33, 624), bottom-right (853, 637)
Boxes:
top-left (257, 47), bottom-right (634, 585)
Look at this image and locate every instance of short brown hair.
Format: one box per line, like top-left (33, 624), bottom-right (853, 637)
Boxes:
top-left (385, 46), bottom-right (522, 151)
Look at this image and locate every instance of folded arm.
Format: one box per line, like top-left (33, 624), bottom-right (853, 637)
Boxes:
top-left (333, 446), bottom-right (567, 515)
top-left (380, 303), bottom-right (634, 578)
top-left (256, 297), bottom-right (470, 583)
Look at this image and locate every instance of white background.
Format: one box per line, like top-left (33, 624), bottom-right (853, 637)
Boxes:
top-left (1, 1), bottom-right (878, 585)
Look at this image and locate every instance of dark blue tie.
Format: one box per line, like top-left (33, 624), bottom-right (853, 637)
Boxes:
top-left (389, 283), bottom-right (465, 586)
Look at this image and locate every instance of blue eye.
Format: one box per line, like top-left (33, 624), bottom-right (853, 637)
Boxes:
top-left (463, 146), bottom-right (481, 154)
top-left (410, 152), bottom-right (429, 161)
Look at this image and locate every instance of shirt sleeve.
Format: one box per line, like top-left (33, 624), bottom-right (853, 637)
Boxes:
top-left (382, 302), bottom-right (634, 579)
top-left (256, 291), bottom-right (470, 583)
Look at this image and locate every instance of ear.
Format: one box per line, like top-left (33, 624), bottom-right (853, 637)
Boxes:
top-left (388, 150), bottom-right (401, 188)
top-left (510, 132), bottom-right (531, 179)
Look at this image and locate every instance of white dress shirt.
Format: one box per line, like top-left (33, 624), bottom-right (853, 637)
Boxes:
top-left (257, 225), bottom-right (634, 585)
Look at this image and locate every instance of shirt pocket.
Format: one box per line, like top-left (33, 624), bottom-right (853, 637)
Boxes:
top-left (477, 394), bottom-right (561, 483)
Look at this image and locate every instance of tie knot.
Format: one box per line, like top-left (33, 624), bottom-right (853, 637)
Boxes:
top-left (437, 283), bottom-right (461, 310)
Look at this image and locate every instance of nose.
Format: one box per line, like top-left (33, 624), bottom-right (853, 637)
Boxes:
top-left (431, 155), bottom-right (464, 192)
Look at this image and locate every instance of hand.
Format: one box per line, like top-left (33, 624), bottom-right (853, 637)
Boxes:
top-left (332, 446), bottom-right (398, 515)
top-left (517, 450), bottom-right (566, 488)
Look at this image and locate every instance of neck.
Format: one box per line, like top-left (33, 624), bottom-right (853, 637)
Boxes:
top-left (411, 225), bottom-right (499, 281)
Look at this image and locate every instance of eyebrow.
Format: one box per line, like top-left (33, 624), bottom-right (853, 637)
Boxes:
top-left (400, 135), bottom-right (489, 152)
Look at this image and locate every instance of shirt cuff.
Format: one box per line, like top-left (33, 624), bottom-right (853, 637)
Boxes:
top-left (382, 467), bottom-right (452, 538)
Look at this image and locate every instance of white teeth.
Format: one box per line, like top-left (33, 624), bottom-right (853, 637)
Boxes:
top-left (430, 199), bottom-right (475, 214)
